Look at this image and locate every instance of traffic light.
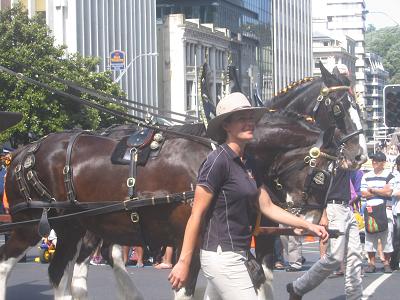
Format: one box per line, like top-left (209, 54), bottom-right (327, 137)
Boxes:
top-left (384, 84), bottom-right (400, 127)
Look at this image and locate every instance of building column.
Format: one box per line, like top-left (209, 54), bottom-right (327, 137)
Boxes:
top-left (210, 46), bottom-right (216, 105)
top-left (27, 0), bottom-right (36, 18)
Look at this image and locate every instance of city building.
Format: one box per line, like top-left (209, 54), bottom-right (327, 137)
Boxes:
top-left (1, 0), bottom-right (159, 116)
top-left (157, 14), bottom-right (231, 120)
top-left (312, 0), bottom-right (366, 105)
top-left (312, 30), bottom-right (356, 82)
top-left (156, 0), bottom-right (274, 100)
top-left (272, 0), bottom-right (313, 93)
top-left (0, 0), bottom-right (45, 17)
top-left (363, 52), bottom-right (389, 148)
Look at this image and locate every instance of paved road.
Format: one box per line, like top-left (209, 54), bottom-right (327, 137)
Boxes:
top-left (4, 239), bottom-right (400, 299)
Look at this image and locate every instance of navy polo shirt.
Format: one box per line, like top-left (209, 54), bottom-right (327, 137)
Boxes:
top-left (197, 144), bottom-right (259, 252)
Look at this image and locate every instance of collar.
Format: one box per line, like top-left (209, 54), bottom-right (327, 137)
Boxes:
top-left (221, 143), bottom-right (239, 160)
top-left (220, 143), bottom-right (250, 167)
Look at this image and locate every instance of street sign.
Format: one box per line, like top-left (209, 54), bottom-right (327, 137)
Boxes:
top-left (109, 50), bottom-right (126, 71)
top-left (384, 84), bottom-right (400, 127)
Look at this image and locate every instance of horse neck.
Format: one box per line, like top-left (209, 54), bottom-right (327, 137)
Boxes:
top-left (249, 126), bottom-right (319, 171)
top-left (269, 80), bottom-right (323, 116)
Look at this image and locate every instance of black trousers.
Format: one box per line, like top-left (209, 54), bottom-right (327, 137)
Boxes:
top-left (391, 214), bottom-right (400, 270)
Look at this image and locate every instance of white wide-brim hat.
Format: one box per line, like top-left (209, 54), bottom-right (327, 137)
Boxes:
top-left (206, 92), bottom-right (268, 142)
top-left (0, 111), bottom-right (22, 133)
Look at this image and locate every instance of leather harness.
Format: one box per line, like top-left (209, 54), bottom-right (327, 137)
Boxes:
top-left (7, 129), bottom-right (194, 235)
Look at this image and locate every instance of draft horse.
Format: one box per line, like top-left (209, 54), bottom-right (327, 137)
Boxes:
top-left (268, 62), bottom-right (367, 168)
top-left (252, 63), bottom-right (367, 299)
top-left (0, 111), bottom-right (341, 300)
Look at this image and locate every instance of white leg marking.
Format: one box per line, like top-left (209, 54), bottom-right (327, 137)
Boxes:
top-left (174, 287), bottom-right (194, 300)
top-left (257, 263), bottom-right (274, 300)
top-left (71, 258), bottom-right (89, 300)
top-left (54, 240), bottom-right (82, 300)
top-left (0, 250), bottom-right (28, 300)
top-left (111, 244), bottom-right (144, 300)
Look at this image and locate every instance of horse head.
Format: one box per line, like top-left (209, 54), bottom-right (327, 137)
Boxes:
top-left (266, 127), bottom-right (338, 223)
top-left (318, 62), bottom-right (367, 169)
top-left (268, 62), bottom-right (367, 169)
top-left (250, 112), bottom-right (340, 223)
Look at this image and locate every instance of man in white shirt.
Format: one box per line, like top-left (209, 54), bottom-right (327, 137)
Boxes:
top-left (361, 152), bottom-right (394, 273)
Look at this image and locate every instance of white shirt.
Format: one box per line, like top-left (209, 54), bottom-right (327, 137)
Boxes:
top-left (391, 170), bottom-right (400, 215)
top-left (361, 169), bottom-right (394, 206)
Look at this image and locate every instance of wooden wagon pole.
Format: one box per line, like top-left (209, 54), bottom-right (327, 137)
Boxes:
top-left (256, 227), bottom-right (343, 239)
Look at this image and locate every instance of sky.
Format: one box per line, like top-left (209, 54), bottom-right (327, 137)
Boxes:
top-left (312, 0), bottom-right (400, 29)
top-left (364, 0), bottom-right (400, 28)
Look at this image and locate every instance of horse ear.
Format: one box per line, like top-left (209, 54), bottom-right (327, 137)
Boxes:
top-left (332, 66), bottom-right (341, 77)
top-left (319, 62), bottom-right (340, 87)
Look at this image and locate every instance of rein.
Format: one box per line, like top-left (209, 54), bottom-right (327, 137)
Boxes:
top-left (0, 65), bottom-right (216, 148)
top-left (1, 191), bottom-right (195, 232)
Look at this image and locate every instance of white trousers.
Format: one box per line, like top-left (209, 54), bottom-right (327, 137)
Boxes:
top-left (293, 204), bottom-right (363, 300)
top-left (280, 224), bottom-right (303, 267)
top-left (200, 246), bottom-right (257, 300)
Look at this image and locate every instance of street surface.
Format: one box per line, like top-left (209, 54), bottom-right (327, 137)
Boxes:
top-left (3, 236), bottom-right (399, 300)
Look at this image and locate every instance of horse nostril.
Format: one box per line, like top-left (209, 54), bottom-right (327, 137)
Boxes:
top-left (355, 155), bottom-right (362, 161)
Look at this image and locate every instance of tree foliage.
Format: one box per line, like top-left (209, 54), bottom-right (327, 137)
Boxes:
top-left (365, 26), bottom-right (400, 84)
top-left (0, 4), bottom-right (126, 147)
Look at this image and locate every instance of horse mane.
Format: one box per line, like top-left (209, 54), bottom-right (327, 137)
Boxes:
top-left (167, 123), bottom-right (206, 137)
top-left (269, 77), bottom-right (319, 105)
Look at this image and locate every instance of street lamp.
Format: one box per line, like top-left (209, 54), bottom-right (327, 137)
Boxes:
top-left (363, 10), bottom-right (400, 27)
top-left (115, 52), bottom-right (158, 83)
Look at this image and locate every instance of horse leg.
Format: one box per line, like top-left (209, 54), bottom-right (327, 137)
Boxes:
top-left (256, 235), bottom-right (275, 300)
top-left (49, 225), bottom-right (85, 300)
top-left (71, 231), bottom-right (102, 300)
top-left (107, 244), bottom-right (144, 300)
top-left (0, 228), bottom-right (40, 300)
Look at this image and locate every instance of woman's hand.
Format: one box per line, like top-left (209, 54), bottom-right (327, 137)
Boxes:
top-left (307, 223), bottom-right (329, 243)
top-left (319, 209), bottom-right (328, 228)
top-left (168, 260), bottom-right (190, 290)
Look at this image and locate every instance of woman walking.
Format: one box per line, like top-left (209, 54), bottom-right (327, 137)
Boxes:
top-left (168, 92), bottom-right (328, 299)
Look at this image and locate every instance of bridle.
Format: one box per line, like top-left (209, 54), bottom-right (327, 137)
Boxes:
top-left (268, 144), bottom-right (338, 215)
top-left (312, 85), bottom-right (360, 133)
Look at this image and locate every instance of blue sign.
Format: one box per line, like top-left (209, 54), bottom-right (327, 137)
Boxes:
top-left (110, 50), bottom-right (126, 71)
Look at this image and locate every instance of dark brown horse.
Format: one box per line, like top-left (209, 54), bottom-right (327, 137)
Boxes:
top-left (69, 64), bottom-right (368, 299)
top-left (268, 62), bottom-right (367, 168)
top-left (254, 64), bottom-right (367, 299)
top-left (0, 111), bottom-right (340, 300)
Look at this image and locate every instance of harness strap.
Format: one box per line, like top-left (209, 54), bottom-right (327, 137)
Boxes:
top-left (127, 148), bottom-right (138, 198)
top-left (63, 131), bottom-right (84, 203)
top-left (26, 170), bottom-right (54, 202)
top-left (15, 163), bottom-right (31, 203)
top-left (4, 190), bottom-right (195, 232)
